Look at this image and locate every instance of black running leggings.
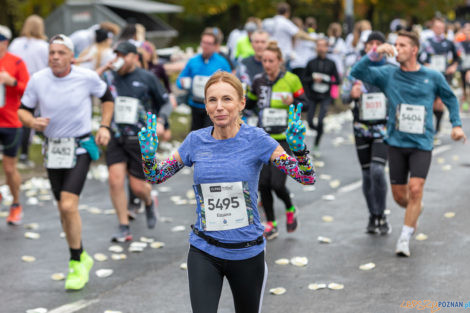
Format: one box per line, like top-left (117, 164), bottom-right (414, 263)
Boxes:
top-left (187, 245), bottom-right (267, 313)
top-left (308, 97), bottom-right (332, 147)
top-left (259, 140), bottom-right (293, 222)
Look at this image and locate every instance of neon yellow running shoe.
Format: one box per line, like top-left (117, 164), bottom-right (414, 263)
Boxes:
top-left (65, 260), bottom-right (88, 290)
top-left (80, 251), bottom-right (94, 273)
top-left (463, 101), bottom-right (469, 112)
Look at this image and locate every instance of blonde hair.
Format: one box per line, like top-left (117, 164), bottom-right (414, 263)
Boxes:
top-left (352, 20), bottom-right (371, 48)
top-left (20, 15), bottom-right (46, 40)
top-left (135, 24), bottom-right (146, 42)
top-left (204, 71), bottom-right (245, 125)
top-left (265, 40), bottom-right (283, 61)
top-left (328, 22), bottom-right (342, 38)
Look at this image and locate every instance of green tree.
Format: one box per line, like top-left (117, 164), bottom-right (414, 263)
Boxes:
top-left (0, 0), bottom-right (63, 36)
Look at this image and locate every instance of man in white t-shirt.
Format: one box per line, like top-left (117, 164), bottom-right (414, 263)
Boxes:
top-left (18, 34), bottom-right (114, 291)
top-left (271, 2), bottom-right (316, 67)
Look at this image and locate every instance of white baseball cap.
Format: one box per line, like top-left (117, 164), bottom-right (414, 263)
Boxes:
top-left (0, 25), bottom-right (12, 41)
top-left (50, 34), bottom-right (75, 53)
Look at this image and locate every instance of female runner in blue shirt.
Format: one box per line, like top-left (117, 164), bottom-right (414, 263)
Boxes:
top-left (138, 71), bottom-right (315, 313)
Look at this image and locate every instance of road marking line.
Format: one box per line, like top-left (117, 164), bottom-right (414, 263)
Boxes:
top-left (338, 180), bottom-right (362, 193)
top-left (432, 145), bottom-right (451, 156)
top-left (48, 299), bottom-right (99, 313)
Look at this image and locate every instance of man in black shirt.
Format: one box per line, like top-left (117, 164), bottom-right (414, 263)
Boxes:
top-left (303, 37), bottom-right (340, 155)
top-left (103, 42), bottom-right (172, 242)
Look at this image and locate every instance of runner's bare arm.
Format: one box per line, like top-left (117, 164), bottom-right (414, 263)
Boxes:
top-left (18, 106), bottom-right (50, 131)
top-left (96, 88), bottom-right (114, 146)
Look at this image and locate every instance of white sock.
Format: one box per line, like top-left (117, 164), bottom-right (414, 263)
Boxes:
top-left (400, 225), bottom-right (415, 240)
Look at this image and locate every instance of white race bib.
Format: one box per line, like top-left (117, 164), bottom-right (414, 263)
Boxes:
top-left (192, 75), bottom-right (210, 102)
top-left (462, 54), bottom-right (470, 69)
top-left (46, 138), bottom-right (76, 169)
top-left (261, 108), bottom-right (288, 128)
top-left (313, 83), bottom-right (329, 93)
top-left (271, 92), bottom-right (291, 101)
top-left (246, 116), bottom-right (259, 127)
top-left (198, 182), bottom-right (250, 231)
top-left (114, 96), bottom-right (139, 124)
top-left (398, 104), bottom-right (426, 134)
top-left (312, 72), bottom-right (330, 93)
top-left (0, 84), bottom-right (4, 108)
top-left (429, 55), bottom-right (446, 73)
top-left (360, 93), bottom-right (387, 121)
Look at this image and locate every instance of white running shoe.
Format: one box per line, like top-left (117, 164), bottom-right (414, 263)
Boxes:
top-left (395, 236), bottom-right (411, 257)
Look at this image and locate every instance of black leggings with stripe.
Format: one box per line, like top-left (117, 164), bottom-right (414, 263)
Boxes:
top-left (187, 245), bottom-right (267, 313)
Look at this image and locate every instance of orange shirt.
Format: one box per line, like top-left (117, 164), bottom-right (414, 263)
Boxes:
top-left (0, 52), bottom-right (29, 128)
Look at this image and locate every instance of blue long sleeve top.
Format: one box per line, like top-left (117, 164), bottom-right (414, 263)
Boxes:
top-left (177, 53), bottom-right (232, 109)
top-left (351, 54), bottom-right (462, 151)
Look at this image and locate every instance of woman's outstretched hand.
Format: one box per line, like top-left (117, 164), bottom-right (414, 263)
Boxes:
top-left (286, 103), bottom-right (306, 152)
top-left (139, 112), bottom-right (159, 159)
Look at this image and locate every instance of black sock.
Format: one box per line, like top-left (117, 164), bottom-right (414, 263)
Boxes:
top-left (70, 244), bottom-right (83, 261)
top-left (434, 110), bottom-right (443, 133)
top-left (119, 224), bottom-right (130, 230)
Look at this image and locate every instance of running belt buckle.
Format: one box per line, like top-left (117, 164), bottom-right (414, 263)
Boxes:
top-left (191, 225), bottom-right (263, 249)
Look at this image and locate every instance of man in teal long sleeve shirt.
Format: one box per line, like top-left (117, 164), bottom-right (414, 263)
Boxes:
top-left (351, 30), bottom-right (466, 257)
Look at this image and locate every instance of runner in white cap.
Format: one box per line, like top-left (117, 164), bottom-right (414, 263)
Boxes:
top-left (18, 34), bottom-right (114, 290)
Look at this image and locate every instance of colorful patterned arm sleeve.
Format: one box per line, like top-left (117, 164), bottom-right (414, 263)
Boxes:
top-left (142, 154), bottom-right (185, 184)
top-left (272, 153), bottom-right (316, 185)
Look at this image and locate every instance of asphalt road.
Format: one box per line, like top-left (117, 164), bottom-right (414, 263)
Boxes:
top-left (1, 112), bottom-right (469, 313)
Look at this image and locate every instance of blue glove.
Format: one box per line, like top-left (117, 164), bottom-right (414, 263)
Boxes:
top-left (286, 103), bottom-right (306, 152)
top-left (138, 112), bottom-right (159, 159)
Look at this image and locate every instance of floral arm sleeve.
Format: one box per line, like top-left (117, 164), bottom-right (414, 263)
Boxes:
top-left (142, 154), bottom-right (185, 184)
top-left (272, 153), bottom-right (316, 185)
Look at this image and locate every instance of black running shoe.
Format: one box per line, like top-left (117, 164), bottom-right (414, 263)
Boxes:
top-left (378, 215), bottom-right (392, 235)
top-left (366, 215), bottom-right (378, 234)
top-left (111, 225), bottom-right (132, 242)
top-left (128, 202), bottom-right (139, 220)
top-left (145, 201), bottom-right (157, 229)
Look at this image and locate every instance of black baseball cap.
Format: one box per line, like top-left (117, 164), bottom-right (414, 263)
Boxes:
top-left (114, 41), bottom-right (138, 55)
top-left (366, 31), bottom-right (386, 44)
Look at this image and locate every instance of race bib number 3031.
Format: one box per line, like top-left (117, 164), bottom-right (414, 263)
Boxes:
top-left (360, 92), bottom-right (387, 121)
top-left (194, 182), bottom-right (254, 232)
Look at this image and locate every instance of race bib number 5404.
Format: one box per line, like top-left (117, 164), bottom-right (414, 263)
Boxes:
top-left (397, 104), bottom-right (425, 134)
top-left (194, 182), bottom-right (254, 231)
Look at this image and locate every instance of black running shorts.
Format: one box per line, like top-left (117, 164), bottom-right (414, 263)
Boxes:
top-left (388, 145), bottom-right (432, 185)
top-left (47, 154), bottom-right (91, 200)
top-left (106, 135), bottom-right (146, 180)
top-left (0, 127), bottom-right (22, 157)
